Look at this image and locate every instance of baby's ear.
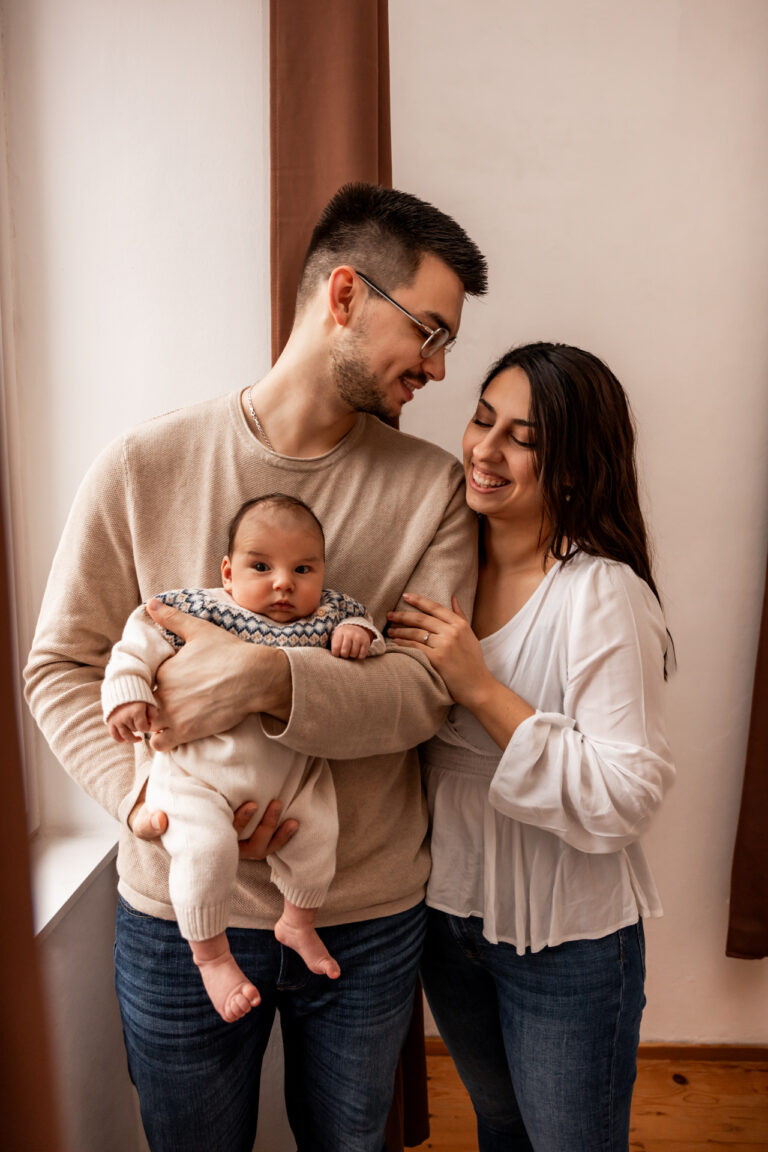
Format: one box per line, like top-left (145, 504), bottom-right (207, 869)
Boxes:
top-left (221, 555), bottom-right (232, 589)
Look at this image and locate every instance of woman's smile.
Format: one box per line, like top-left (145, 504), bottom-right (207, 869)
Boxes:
top-left (469, 464), bottom-right (510, 491)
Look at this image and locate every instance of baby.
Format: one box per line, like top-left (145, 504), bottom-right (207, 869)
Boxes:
top-left (101, 493), bottom-right (385, 1022)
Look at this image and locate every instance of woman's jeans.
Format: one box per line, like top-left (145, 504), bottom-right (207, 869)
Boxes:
top-left (114, 896), bottom-right (427, 1152)
top-left (421, 909), bottom-right (646, 1152)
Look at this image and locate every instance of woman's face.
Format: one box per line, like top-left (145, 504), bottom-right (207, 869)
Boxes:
top-left (462, 366), bottom-right (544, 526)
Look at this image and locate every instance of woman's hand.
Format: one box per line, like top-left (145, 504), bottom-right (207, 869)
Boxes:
top-left (389, 592), bottom-right (535, 748)
top-left (387, 593), bottom-right (494, 708)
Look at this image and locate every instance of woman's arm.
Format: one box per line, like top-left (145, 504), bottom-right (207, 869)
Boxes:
top-left (387, 593), bottom-right (535, 746)
top-left (488, 564), bottom-right (673, 853)
top-left (388, 564), bottom-right (674, 854)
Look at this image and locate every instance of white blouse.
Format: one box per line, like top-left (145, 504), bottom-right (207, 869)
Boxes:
top-left (422, 550), bottom-right (675, 953)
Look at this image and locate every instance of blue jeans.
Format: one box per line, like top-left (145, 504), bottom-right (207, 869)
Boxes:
top-left (421, 909), bottom-right (646, 1152)
top-left (114, 896), bottom-right (427, 1152)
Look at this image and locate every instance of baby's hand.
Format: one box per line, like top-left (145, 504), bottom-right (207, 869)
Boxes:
top-left (331, 624), bottom-right (373, 660)
top-left (107, 701), bottom-right (157, 743)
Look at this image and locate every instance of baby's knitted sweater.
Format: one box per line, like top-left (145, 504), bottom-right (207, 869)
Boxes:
top-left (25, 392), bottom-right (477, 929)
top-left (101, 587), bottom-right (387, 720)
top-left (153, 587), bottom-right (385, 652)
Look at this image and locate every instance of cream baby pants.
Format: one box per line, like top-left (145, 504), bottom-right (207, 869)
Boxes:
top-left (145, 715), bottom-right (337, 941)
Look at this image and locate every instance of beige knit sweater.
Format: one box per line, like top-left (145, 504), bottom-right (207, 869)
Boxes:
top-left (25, 390), bottom-right (477, 928)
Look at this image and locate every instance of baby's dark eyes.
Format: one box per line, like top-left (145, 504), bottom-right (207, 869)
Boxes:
top-left (295, 565), bottom-right (312, 574)
top-left (253, 562), bottom-right (269, 572)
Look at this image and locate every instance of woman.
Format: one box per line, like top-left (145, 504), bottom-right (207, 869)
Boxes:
top-left (388, 342), bottom-right (674, 1152)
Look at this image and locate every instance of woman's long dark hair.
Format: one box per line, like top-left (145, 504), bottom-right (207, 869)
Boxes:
top-left (480, 343), bottom-right (671, 667)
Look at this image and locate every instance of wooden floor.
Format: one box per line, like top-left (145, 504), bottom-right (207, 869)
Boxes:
top-left (416, 1047), bottom-right (768, 1151)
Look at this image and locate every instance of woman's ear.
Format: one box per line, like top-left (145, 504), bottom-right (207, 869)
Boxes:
top-left (327, 266), bottom-right (359, 328)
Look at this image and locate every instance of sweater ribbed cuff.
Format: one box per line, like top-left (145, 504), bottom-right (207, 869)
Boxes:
top-left (271, 872), bottom-right (329, 909)
top-left (101, 676), bottom-right (155, 722)
top-left (175, 901), bottom-right (231, 942)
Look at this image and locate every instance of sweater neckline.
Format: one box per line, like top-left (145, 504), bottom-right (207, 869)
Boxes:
top-left (229, 389), bottom-right (368, 471)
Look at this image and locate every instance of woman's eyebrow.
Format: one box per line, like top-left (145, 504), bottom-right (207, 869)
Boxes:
top-left (477, 396), bottom-right (535, 426)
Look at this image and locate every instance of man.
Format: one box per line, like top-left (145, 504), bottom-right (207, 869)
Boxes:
top-left (25, 182), bottom-right (487, 1152)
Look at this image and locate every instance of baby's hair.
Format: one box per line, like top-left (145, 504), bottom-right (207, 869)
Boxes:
top-left (226, 494), bottom-right (326, 557)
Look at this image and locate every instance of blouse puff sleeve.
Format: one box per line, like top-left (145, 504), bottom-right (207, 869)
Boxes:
top-left (488, 560), bottom-right (675, 855)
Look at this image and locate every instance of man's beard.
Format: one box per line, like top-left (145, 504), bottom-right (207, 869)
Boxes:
top-left (331, 346), bottom-right (395, 422)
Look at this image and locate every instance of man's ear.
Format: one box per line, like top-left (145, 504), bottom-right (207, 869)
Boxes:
top-left (327, 266), bottom-right (359, 328)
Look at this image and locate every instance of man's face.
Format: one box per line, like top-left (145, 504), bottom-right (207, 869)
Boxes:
top-left (332, 253), bottom-right (465, 421)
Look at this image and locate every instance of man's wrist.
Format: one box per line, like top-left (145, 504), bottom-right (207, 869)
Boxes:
top-left (251, 646), bottom-right (292, 722)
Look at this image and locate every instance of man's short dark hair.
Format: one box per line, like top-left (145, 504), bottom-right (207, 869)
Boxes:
top-left (296, 182), bottom-right (488, 312)
top-left (226, 494), bottom-right (325, 557)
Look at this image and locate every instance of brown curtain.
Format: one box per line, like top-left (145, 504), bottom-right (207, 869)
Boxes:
top-left (726, 556), bottom-right (768, 958)
top-left (0, 491), bottom-right (63, 1148)
top-left (269, 3), bottom-right (429, 1146)
top-left (270, 0), bottom-right (391, 361)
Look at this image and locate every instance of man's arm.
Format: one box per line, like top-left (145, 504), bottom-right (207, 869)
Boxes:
top-left (144, 601), bottom-right (292, 751)
top-left (263, 471), bottom-right (477, 760)
top-left (129, 463), bottom-right (476, 761)
top-left (24, 439), bottom-right (148, 825)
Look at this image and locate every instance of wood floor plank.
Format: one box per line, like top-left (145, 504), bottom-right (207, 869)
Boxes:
top-left (417, 1053), bottom-right (768, 1151)
top-left (630, 1060), bottom-right (768, 1147)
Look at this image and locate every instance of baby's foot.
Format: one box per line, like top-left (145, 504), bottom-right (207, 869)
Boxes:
top-left (193, 949), bottom-right (261, 1023)
top-left (274, 914), bottom-right (341, 980)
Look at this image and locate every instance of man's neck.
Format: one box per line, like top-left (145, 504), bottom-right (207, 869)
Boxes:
top-left (243, 349), bottom-right (358, 459)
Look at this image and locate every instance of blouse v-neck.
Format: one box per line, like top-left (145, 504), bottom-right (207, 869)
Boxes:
top-left (479, 559), bottom-right (562, 656)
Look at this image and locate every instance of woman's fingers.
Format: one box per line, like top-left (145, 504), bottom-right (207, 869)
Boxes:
top-left (402, 592), bottom-right (458, 622)
top-left (390, 625), bottom-right (432, 644)
top-left (451, 595), bottom-right (469, 621)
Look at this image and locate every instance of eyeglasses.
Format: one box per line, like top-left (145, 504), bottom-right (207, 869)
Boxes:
top-left (354, 271), bottom-right (456, 359)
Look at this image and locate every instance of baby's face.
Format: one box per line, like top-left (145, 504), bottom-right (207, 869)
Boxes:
top-left (222, 509), bottom-right (325, 622)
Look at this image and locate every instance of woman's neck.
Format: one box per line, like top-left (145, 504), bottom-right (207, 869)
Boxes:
top-left (480, 515), bottom-right (550, 577)
top-left (472, 516), bottom-right (553, 639)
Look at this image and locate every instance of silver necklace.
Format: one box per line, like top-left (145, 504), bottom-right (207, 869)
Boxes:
top-left (247, 385), bottom-right (274, 451)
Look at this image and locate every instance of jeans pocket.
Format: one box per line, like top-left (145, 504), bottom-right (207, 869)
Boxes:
top-left (117, 893), bottom-right (160, 921)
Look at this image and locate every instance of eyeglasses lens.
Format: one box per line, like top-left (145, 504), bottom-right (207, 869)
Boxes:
top-left (420, 330), bottom-right (454, 358)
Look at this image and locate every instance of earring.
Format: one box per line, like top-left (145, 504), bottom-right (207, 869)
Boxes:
top-left (565, 490), bottom-right (572, 502)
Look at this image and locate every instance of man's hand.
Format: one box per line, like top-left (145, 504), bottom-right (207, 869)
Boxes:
top-left (145, 598), bottom-right (292, 751)
top-left (129, 786), bottom-right (298, 860)
top-left (128, 782), bottom-right (168, 839)
top-left (234, 799), bottom-right (299, 860)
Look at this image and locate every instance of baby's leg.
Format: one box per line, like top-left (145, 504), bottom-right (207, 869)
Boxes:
top-left (274, 901), bottom-right (340, 979)
top-left (268, 755), bottom-right (340, 978)
top-left (147, 750), bottom-right (261, 1023)
top-left (189, 934), bottom-right (261, 1023)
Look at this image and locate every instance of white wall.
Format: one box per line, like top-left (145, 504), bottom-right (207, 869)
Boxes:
top-left (3, 4), bottom-right (280, 1149)
top-left (391, 0), bottom-right (768, 1042)
top-left (5, 17), bottom-right (768, 1152)
top-left (39, 862), bottom-right (148, 1152)
top-left (3, 0), bottom-right (272, 832)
